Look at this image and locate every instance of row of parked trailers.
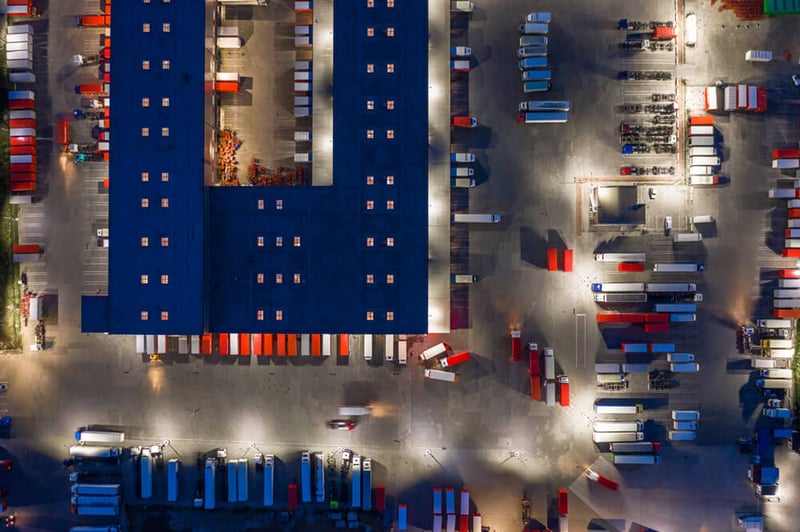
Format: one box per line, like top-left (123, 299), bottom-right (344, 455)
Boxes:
top-left (430, 488), bottom-right (481, 532)
top-left (770, 188), bottom-right (800, 319)
top-left (136, 333), bottom-right (408, 361)
top-left (705, 84), bottom-right (767, 113)
top-left (7, 23), bottom-right (38, 203)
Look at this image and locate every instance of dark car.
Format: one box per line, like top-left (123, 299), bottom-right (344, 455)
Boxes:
top-left (326, 420), bottom-right (355, 431)
top-left (0, 514), bottom-right (15, 528)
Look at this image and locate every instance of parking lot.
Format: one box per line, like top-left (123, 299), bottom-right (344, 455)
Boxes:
top-left (4, 0), bottom-right (800, 530)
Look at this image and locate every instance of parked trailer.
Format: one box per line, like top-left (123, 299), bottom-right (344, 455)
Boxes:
top-left (425, 369), bottom-right (456, 382)
top-left (69, 446), bottom-right (122, 460)
top-left (653, 263), bottom-right (704, 272)
top-left (609, 441), bottom-right (660, 452)
top-left (543, 348), bottom-right (555, 380)
top-left (71, 484), bottom-right (120, 496)
top-left (74, 506), bottom-right (119, 516)
top-left (612, 453), bottom-right (661, 464)
top-left (421, 342), bottom-right (450, 361)
top-left (646, 283), bottom-right (697, 293)
top-left (595, 363), bottom-right (621, 374)
top-left (441, 351), bottom-right (470, 368)
top-left (591, 283), bottom-right (646, 292)
top-left (593, 293), bottom-right (648, 302)
top-left (670, 362), bottom-right (700, 372)
top-left (592, 432), bottom-right (644, 443)
top-left (351, 455), bottom-right (362, 508)
top-left (517, 111), bottom-right (568, 123)
top-left (761, 368), bottom-right (793, 379)
top-left (667, 353), bottom-right (694, 362)
top-left (593, 421), bottom-right (644, 433)
top-left (654, 303), bottom-right (696, 312)
top-left (594, 253), bottom-right (646, 262)
top-left (622, 343), bottom-right (648, 353)
top-left (650, 343), bottom-right (675, 352)
top-left (70, 495), bottom-right (121, 506)
top-left (594, 403), bottom-right (642, 414)
top-left (558, 375), bottom-right (570, 406)
top-left (672, 410), bottom-right (700, 421)
top-left (75, 430), bottom-right (124, 444)
top-left (300, 451), bottom-right (311, 503)
top-left (167, 458), bottom-right (179, 502)
top-left (204, 458), bottom-right (216, 510)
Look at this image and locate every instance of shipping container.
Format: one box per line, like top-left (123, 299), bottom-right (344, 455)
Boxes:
top-left (594, 253), bottom-right (646, 262)
top-left (618, 262), bottom-right (645, 272)
top-left (593, 421), bottom-right (644, 432)
top-left (594, 402), bottom-right (642, 414)
top-left (592, 431), bottom-right (644, 443)
top-left (595, 363), bottom-right (621, 374)
top-left (609, 441), bottom-right (660, 452)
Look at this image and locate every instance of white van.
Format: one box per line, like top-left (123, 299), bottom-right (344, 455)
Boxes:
top-left (672, 410), bottom-right (700, 421)
top-left (669, 430), bottom-right (696, 441)
top-left (425, 369), bottom-right (456, 382)
top-left (519, 23), bottom-right (549, 35)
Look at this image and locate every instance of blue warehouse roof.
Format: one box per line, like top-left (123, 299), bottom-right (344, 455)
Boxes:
top-left (83, 0), bottom-right (429, 335)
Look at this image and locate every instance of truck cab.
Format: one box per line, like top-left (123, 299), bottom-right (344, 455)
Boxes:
top-left (452, 116), bottom-right (478, 128)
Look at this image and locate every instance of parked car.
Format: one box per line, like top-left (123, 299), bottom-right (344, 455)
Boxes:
top-left (0, 514), bottom-right (14, 528)
top-left (0, 461), bottom-right (12, 472)
top-left (326, 420), bottom-right (356, 431)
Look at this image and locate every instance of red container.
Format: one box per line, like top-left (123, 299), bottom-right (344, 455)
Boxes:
top-left (775, 309), bottom-right (800, 318)
top-left (562, 249), bottom-right (573, 272)
top-left (596, 313), bottom-right (644, 323)
top-left (644, 313), bottom-right (669, 323)
top-left (644, 323), bottom-right (670, 333)
top-left (201, 334), bottom-right (212, 355)
top-left (218, 333), bottom-right (229, 355)
top-left (10, 136), bottom-right (35, 147)
top-left (10, 145), bottom-right (36, 155)
top-left (252, 333), bottom-right (263, 355)
top-left (441, 351), bottom-right (470, 368)
top-left (9, 119), bottom-right (35, 129)
top-left (8, 99), bottom-right (34, 110)
top-left (339, 334), bottom-right (349, 356)
top-left (529, 375), bottom-right (541, 400)
top-left (773, 149), bottom-right (800, 160)
top-left (557, 488), bottom-right (568, 515)
top-left (12, 244), bottom-right (39, 254)
top-left (276, 333), bottom-right (286, 356)
top-left (263, 334), bottom-right (273, 355)
top-left (76, 83), bottom-right (104, 95)
top-left (618, 262), bottom-right (644, 272)
top-left (10, 173), bottom-right (36, 183)
top-left (288, 484), bottom-right (298, 510)
top-left (547, 248), bottom-right (558, 271)
top-left (10, 181), bottom-right (35, 192)
top-left (558, 377), bottom-right (570, 407)
top-left (375, 484), bottom-right (386, 511)
top-left (780, 269), bottom-right (800, 279)
top-left (528, 345), bottom-right (540, 375)
top-left (782, 249), bottom-right (800, 257)
top-left (756, 87), bottom-right (767, 112)
top-left (57, 120), bottom-right (70, 145)
top-left (287, 333), bottom-right (298, 356)
top-left (459, 515), bottom-right (469, 532)
top-left (511, 329), bottom-right (521, 362)
top-left (652, 26), bottom-right (676, 39)
top-left (689, 115), bottom-right (714, 126)
top-left (790, 209), bottom-right (800, 219)
top-left (239, 333), bottom-right (250, 356)
top-left (311, 334), bottom-right (321, 356)
top-left (216, 81), bottom-right (239, 92)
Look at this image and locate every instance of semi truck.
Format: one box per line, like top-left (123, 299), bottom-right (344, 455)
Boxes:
top-left (362, 458), bottom-right (372, 510)
top-left (70, 495), bottom-right (121, 506)
top-left (421, 342), bottom-right (450, 361)
top-left (667, 353), bottom-right (694, 362)
top-left (523, 81), bottom-right (552, 92)
top-left (263, 455), bottom-right (274, 507)
top-left (653, 263), bottom-right (704, 272)
top-left (450, 152), bottom-right (476, 163)
top-left (670, 362), bottom-right (700, 372)
top-left (593, 421), bottom-right (644, 433)
top-left (672, 410), bottom-right (700, 420)
top-left (591, 282), bottom-right (645, 292)
top-left (424, 369), bottom-right (456, 382)
top-left (451, 213), bottom-right (501, 223)
top-left (511, 329), bottom-right (522, 362)
top-left (594, 252), bottom-right (646, 262)
top-left (351, 455), bottom-right (362, 508)
top-left (519, 100), bottom-right (569, 111)
top-left (609, 441), bottom-right (659, 452)
top-left (612, 453), bottom-right (661, 464)
top-left (451, 116), bottom-right (478, 127)
top-left (440, 351), bottom-right (470, 368)
top-left (204, 459), bottom-right (215, 510)
top-left (760, 368), bottom-right (792, 379)
top-left (592, 431), bottom-right (644, 443)
top-left (593, 293), bottom-right (647, 302)
top-left (300, 451), bottom-right (311, 503)
top-left (558, 375), bottom-right (570, 407)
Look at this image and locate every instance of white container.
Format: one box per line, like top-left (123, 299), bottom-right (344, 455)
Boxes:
top-left (688, 136), bottom-right (715, 147)
top-left (294, 131), bottom-right (311, 142)
top-left (674, 233), bottom-right (702, 242)
top-left (689, 125), bottom-right (714, 136)
top-left (421, 342), bottom-right (449, 361)
top-left (690, 156), bottom-right (721, 167)
top-left (594, 403), bottom-right (642, 414)
top-left (363, 334), bottom-right (372, 361)
top-left (770, 188), bottom-right (796, 199)
top-left (689, 147), bottom-right (717, 157)
top-left (595, 363), bottom-right (621, 374)
top-left (592, 431), bottom-right (644, 443)
top-left (773, 159), bottom-right (800, 169)
top-left (685, 14), bottom-right (697, 46)
top-left (751, 358), bottom-right (775, 368)
top-left (218, 26), bottom-right (240, 37)
top-left (723, 86), bottom-right (737, 111)
top-left (217, 37), bottom-right (242, 49)
top-left (757, 319), bottom-right (792, 328)
top-left (593, 421), bottom-right (644, 432)
top-left (384, 334), bottom-right (394, 361)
